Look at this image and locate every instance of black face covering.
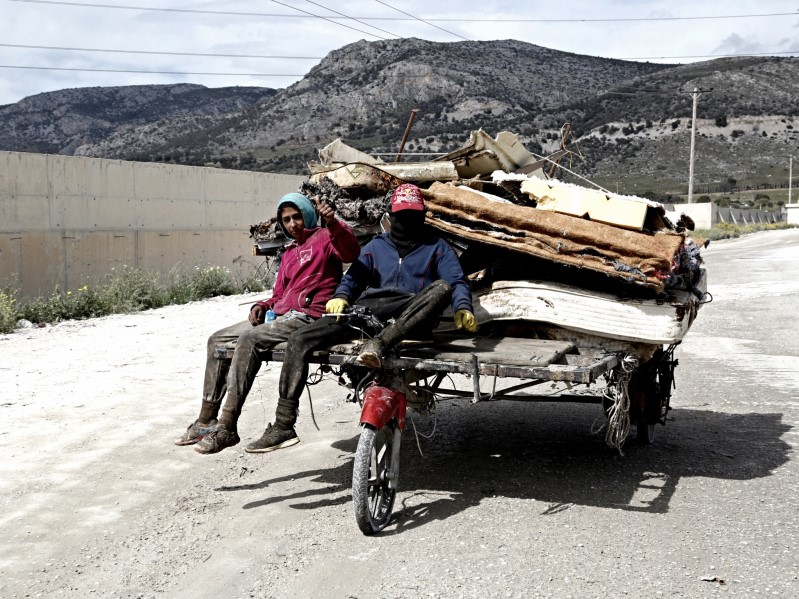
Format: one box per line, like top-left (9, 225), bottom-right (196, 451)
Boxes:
top-left (389, 210), bottom-right (425, 257)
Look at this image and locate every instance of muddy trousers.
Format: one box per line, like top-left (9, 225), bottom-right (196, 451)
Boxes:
top-left (275, 280), bottom-right (452, 429)
top-left (197, 312), bottom-right (313, 430)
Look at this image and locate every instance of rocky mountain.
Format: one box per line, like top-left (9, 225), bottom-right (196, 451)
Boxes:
top-left (2, 38), bottom-right (798, 195)
top-left (0, 84), bottom-right (276, 155)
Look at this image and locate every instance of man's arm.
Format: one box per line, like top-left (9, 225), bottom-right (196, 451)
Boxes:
top-left (435, 240), bottom-right (473, 313)
top-left (326, 219), bottom-right (361, 263)
top-left (333, 246), bottom-right (375, 303)
top-left (250, 255), bottom-right (287, 325)
top-left (315, 197), bottom-right (361, 263)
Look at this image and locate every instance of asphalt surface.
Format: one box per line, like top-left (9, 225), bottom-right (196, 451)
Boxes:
top-left (1, 228), bottom-right (797, 598)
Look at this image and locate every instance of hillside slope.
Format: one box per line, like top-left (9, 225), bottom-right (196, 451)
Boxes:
top-left (1, 39), bottom-right (797, 194)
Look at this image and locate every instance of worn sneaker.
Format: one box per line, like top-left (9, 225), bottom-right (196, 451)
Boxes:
top-left (356, 338), bottom-right (385, 369)
top-left (174, 419), bottom-right (217, 446)
top-left (194, 424), bottom-right (240, 455)
top-left (245, 423), bottom-right (300, 453)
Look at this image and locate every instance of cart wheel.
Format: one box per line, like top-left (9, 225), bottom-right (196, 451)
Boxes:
top-left (352, 423), bottom-right (398, 535)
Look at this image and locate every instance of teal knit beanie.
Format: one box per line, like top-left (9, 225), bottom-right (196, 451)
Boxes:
top-left (277, 192), bottom-right (318, 238)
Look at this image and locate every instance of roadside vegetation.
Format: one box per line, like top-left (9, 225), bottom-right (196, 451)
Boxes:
top-left (692, 221), bottom-right (796, 241)
top-left (2, 222), bottom-right (795, 334)
top-left (0, 264), bottom-right (264, 334)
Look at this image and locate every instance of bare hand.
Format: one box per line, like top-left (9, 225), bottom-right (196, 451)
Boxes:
top-left (249, 305), bottom-right (265, 326)
top-left (314, 196), bottom-right (336, 226)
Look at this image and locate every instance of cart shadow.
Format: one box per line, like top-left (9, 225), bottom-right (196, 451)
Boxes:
top-left (219, 403), bottom-right (791, 533)
top-left (385, 402), bottom-right (791, 532)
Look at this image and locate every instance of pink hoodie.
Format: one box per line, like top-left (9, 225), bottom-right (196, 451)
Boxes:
top-left (256, 219), bottom-right (360, 318)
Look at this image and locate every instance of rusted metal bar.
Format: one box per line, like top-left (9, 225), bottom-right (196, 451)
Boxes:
top-left (547, 122), bottom-right (572, 178)
top-left (394, 108), bottom-right (420, 163)
top-left (214, 349), bottom-right (618, 385)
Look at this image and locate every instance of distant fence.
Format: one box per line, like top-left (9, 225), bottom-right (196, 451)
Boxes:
top-left (0, 151), bottom-right (304, 299)
top-left (664, 202), bottom-right (784, 230)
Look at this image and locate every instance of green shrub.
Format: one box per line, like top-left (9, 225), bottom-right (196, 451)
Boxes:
top-left (3, 262), bottom-right (266, 333)
top-left (20, 284), bottom-right (112, 324)
top-left (692, 222), bottom-right (796, 241)
top-left (190, 265), bottom-right (237, 299)
top-left (102, 266), bottom-right (166, 312)
top-left (0, 289), bottom-right (19, 334)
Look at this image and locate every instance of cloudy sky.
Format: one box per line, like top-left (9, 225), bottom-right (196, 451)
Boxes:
top-left (1, 0), bottom-right (798, 105)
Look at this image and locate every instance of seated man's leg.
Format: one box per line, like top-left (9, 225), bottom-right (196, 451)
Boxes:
top-left (175, 320), bottom-right (250, 446)
top-left (358, 280), bottom-right (452, 368)
top-left (246, 317), bottom-right (352, 453)
top-left (194, 313), bottom-right (313, 454)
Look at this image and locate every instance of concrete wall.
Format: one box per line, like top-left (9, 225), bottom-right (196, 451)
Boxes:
top-left (666, 202), bottom-right (783, 230)
top-left (0, 151), bottom-right (304, 299)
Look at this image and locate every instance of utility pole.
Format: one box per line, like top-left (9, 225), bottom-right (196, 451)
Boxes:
top-left (684, 87), bottom-right (713, 204)
top-left (790, 155), bottom-right (794, 204)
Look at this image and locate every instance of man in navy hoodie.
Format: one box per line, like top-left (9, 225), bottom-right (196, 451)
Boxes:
top-left (245, 183), bottom-right (477, 453)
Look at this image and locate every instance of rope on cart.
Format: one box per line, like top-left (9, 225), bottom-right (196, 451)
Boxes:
top-left (409, 399), bottom-right (438, 458)
top-left (601, 354), bottom-right (638, 455)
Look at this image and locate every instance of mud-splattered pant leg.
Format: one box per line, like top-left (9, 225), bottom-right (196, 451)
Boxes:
top-left (373, 280), bottom-right (452, 349)
top-left (203, 313), bottom-right (313, 429)
top-left (275, 317), bottom-right (355, 428)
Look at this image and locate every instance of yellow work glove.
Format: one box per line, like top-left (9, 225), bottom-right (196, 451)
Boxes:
top-left (325, 298), bottom-right (349, 321)
top-left (454, 309), bottom-right (478, 333)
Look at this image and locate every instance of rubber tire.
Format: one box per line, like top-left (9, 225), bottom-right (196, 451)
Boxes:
top-left (352, 423), bottom-right (397, 535)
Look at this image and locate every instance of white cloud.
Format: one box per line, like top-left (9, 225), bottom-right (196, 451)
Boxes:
top-left (0, 0), bottom-right (797, 105)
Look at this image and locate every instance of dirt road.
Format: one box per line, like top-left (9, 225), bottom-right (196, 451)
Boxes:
top-left (2, 229), bottom-right (798, 598)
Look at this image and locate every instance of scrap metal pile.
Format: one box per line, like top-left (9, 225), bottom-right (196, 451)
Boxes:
top-left (251, 129), bottom-right (708, 352)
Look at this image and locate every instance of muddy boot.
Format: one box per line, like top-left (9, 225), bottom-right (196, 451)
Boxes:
top-left (175, 418), bottom-right (217, 446)
top-left (245, 400), bottom-right (299, 453)
top-left (356, 337), bottom-right (386, 369)
top-left (244, 423), bottom-right (299, 453)
top-left (194, 423), bottom-right (241, 455)
top-left (175, 400), bottom-right (220, 446)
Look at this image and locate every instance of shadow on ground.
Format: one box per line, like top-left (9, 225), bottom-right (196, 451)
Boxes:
top-left (219, 401), bottom-right (791, 532)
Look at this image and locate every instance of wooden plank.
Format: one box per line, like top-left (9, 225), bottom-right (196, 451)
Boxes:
top-left (520, 177), bottom-right (649, 230)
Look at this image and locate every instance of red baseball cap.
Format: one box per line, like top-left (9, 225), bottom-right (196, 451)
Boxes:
top-left (390, 184), bottom-right (425, 212)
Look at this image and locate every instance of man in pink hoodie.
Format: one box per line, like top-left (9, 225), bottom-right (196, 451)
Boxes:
top-left (175, 192), bottom-right (360, 454)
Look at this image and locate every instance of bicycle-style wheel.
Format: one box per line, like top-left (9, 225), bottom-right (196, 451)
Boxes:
top-left (352, 423), bottom-right (398, 535)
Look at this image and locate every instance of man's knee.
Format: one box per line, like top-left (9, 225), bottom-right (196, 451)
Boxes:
top-left (430, 279), bottom-right (452, 293)
top-left (428, 279), bottom-right (453, 304)
top-left (234, 327), bottom-right (258, 353)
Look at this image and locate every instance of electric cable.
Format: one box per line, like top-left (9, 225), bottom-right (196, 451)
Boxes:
top-left (303, 0), bottom-right (401, 39)
top-left (0, 42), bottom-right (324, 60)
top-left (371, 0), bottom-right (469, 41)
top-left (7, 1), bottom-right (797, 23)
top-left (266, 0), bottom-right (389, 40)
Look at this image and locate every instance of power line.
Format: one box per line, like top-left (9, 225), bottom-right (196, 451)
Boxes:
top-left (0, 65), bottom-right (305, 76)
top-left (371, 0), bottom-right (469, 41)
top-left (0, 43), bottom-right (324, 60)
top-left (302, 0), bottom-right (401, 39)
top-left (2, 43), bottom-right (794, 66)
top-left (7, 1), bottom-right (797, 23)
top-left (264, 0), bottom-right (389, 40)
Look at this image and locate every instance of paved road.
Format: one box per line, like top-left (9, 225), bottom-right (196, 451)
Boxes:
top-left (2, 228), bottom-right (797, 598)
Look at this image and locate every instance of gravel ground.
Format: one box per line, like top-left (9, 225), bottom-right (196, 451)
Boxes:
top-left (1, 229), bottom-right (798, 598)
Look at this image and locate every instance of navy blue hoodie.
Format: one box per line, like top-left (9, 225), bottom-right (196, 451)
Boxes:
top-left (334, 232), bottom-right (473, 313)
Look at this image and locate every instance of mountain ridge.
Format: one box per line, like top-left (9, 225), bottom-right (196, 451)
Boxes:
top-left (1, 39), bottom-right (797, 194)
